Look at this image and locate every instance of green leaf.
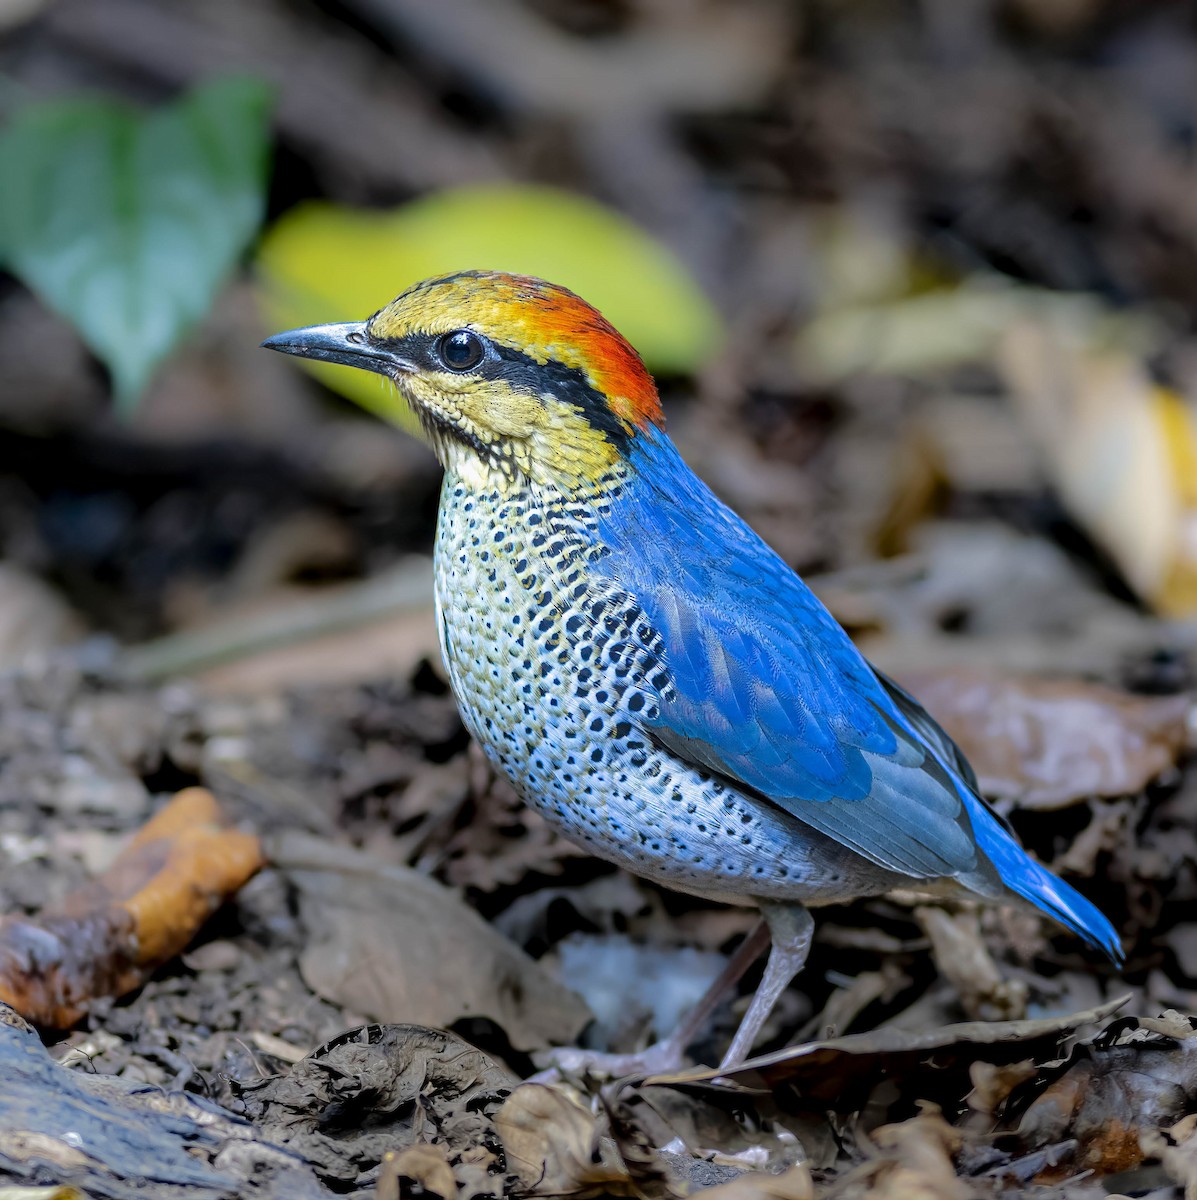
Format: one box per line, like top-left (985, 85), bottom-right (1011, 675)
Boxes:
top-left (256, 184), bottom-right (721, 431)
top-left (0, 77), bottom-right (272, 412)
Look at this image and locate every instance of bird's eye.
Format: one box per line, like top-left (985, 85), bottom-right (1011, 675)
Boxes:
top-left (437, 330), bottom-right (486, 372)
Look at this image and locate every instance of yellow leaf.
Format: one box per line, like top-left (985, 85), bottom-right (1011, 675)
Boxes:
top-left (1001, 322), bottom-right (1197, 617)
top-left (256, 185), bottom-right (721, 432)
top-left (1157, 388), bottom-right (1197, 615)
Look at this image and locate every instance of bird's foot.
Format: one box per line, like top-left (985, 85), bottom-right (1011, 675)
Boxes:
top-left (528, 1036), bottom-right (690, 1083)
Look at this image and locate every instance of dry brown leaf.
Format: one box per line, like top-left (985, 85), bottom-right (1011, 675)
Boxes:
top-left (495, 1083), bottom-right (634, 1198)
top-left (1018, 1012), bottom-right (1197, 1178)
top-left (898, 666), bottom-right (1190, 809)
top-left (915, 907), bottom-right (1027, 1022)
top-left (377, 1143), bottom-right (459, 1200)
top-left (648, 998), bottom-right (1127, 1100)
top-left (274, 831), bottom-right (591, 1052)
top-left (1002, 322), bottom-right (1197, 616)
top-left (965, 1059), bottom-right (1039, 1120)
top-left (1141, 1114), bottom-right (1197, 1199)
top-left (237, 1023), bottom-right (514, 1192)
top-left (863, 1112), bottom-right (967, 1200)
top-left (829, 1111), bottom-right (968, 1200)
top-left (0, 788), bottom-right (263, 1027)
top-left (601, 1087), bottom-right (687, 1200)
top-left (1056, 799), bottom-right (1135, 875)
top-left (442, 770), bottom-right (586, 893)
top-left (801, 963), bottom-right (908, 1042)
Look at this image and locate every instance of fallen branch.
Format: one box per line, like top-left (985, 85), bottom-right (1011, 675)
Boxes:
top-left (119, 557), bottom-right (433, 683)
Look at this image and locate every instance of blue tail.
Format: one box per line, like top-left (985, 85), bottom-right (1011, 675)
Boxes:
top-left (876, 670), bottom-right (1123, 964)
top-left (965, 795), bottom-right (1124, 964)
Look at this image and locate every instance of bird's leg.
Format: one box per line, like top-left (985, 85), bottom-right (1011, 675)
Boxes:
top-left (656, 917), bottom-right (771, 1058)
top-left (531, 918), bottom-right (771, 1080)
top-left (719, 902), bottom-right (814, 1070)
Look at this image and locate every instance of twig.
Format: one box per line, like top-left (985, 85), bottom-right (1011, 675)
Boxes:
top-left (120, 556), bottom-right (434, 683)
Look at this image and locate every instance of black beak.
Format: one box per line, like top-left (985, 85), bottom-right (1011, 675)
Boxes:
top-left (260, 322), bottom-right (413, 375)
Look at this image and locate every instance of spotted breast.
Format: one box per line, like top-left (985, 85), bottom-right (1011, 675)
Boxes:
top-left (432, 467), bottom-right (899, 907)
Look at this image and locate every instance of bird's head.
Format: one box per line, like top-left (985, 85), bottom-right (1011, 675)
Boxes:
top-left (263, 270), bottom-right (664, 491)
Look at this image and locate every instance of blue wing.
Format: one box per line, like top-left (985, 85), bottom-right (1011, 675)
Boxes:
top-left (594, 433), bottom-right (985, 882)
top-left (593, 433), bottom-right (1121, 962)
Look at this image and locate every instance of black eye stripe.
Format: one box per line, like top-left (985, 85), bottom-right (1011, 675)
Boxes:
top-left (490, 343), bottom-right (630, 447)
top-left (382, 331), bottom-right (630, 449)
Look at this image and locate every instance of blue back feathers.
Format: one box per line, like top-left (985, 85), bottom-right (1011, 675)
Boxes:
top-left (594, 431), bottom-right (1121, 963)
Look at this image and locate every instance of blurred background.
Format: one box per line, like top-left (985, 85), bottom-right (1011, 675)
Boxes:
top-left (0, 0), bottom-right (1194, 681)
top-left (2, 4), bottom-right (1197, 1188)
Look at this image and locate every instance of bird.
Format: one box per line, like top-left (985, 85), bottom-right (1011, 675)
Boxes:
top-left (263, 270), bottom-right (1122, 1073)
